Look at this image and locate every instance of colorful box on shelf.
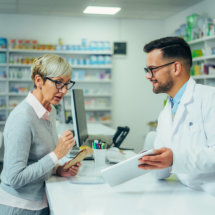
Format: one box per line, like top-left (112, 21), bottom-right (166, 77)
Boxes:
top-left (0, 38), bottom-right (7, 49)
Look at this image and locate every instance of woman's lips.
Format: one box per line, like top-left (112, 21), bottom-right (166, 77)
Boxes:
top-left (54, 96), bottom-right (62, 101)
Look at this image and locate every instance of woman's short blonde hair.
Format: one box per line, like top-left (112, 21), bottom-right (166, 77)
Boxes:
top-left (31, 54), bottom-right (72, 86)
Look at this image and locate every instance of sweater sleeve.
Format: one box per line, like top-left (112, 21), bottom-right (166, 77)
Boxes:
top-left (3, 114), bottom-right (56, 189)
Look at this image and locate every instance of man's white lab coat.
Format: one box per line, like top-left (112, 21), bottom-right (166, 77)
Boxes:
top-left (154, 78), bottom-right (215, 194)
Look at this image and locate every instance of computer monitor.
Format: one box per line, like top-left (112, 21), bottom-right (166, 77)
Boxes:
top-left (71, 89), bottom-right (88, 147)
top-left (57, 98), bottom-right (66, 124)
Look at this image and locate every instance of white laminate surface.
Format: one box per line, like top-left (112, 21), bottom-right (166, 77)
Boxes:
top-left (46, 155), bottom-right (215, 215)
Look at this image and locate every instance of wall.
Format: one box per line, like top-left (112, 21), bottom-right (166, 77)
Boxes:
top-left (0, 14), bottom-right (166, 152)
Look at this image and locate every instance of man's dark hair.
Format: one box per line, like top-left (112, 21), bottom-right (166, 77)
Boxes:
top-left (144, 37), bottom-right (192, 68)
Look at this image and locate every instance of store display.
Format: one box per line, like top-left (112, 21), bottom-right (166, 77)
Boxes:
top-left (0, 38), bottom-right (113, 131)
top-left (174, 15), bottom-right (215, 87)
top-left (174, 13), bottom-right (215, 41)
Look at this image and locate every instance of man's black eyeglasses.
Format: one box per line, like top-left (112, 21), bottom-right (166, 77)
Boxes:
top-left (45, 77), bottom-right (75, 90)
top-left (144, 61), bottom-right (175, 77)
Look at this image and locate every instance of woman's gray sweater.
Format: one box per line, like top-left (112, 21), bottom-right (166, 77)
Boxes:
top-left (1, 100), bottom-right (58, 201)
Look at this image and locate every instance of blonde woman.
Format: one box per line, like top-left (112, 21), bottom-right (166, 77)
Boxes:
top-left (0, 54), bottom-right (81, 215)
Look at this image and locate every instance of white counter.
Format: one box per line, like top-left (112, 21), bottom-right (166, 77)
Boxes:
top-left (46, 161), bottom-right (215, 215)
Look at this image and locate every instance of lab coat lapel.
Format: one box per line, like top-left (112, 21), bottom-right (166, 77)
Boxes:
top-left (171, 78), bottom-right (195, 134)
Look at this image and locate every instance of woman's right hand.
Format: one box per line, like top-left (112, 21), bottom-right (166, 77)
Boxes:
top-left (54, 130), bottom-right (75, 160)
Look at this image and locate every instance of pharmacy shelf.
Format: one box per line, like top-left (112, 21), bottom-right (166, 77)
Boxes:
top-left (9, 49), bottom-right (112, 55)
top-left (65, 94), bottom-right (111, 98)
top-left (9, 79), bottom-right (31, 82)
top-left (193, 55), bottom-right (215, 62)
top-left (65, 107), bottom-right (111, 111)
top-left (8, 93), bottom-right (28, 96)
top-left (76, 80), bottom-right (112, 83)
top-left (0, 63), bottom-right (7, 67)
top-left (8, 79), bottom-right (112, 83)
top-left (192, 75), bottom-right (215, 79)
top-left (188, 35), bottom-right (215, 45)
top-left (85, 107), bottom-right (112, 111)
top-left (72, 65), bottom-right (112, 69)
top-left (8, 64), bottom-right (112, 69)
top-left (186, 32), bottom-right (215, 88)
top-left (84, 94), bottom-right (111, 97)
top-left (9, 64), bottom-right (31, 68)
top-left (0, 43), bottom-right (113, 131)
top-left (88, 120), bottom-right (112, 125)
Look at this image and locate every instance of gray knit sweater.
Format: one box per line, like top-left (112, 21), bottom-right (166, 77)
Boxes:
top-left (1, 99), bottom-right (58, 201)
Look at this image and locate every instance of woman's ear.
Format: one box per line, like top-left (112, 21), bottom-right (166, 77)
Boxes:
top-left (34, 74), bottom-right (43, 89)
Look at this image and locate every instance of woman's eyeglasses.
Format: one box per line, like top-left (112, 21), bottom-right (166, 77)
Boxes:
top-left (45, 77), bottom-right (75, 90)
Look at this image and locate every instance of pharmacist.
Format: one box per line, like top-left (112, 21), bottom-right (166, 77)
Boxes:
top-left (139, 36), bottom-right (215, 195)
top-left (0, 54), bottom-right (81, 215)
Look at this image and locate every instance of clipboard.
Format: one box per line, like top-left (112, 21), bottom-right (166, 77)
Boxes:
top-left (101, 149), bottom-right (154, 186)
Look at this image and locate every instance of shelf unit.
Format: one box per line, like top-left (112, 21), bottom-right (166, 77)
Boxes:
top-left (0, 47), bottom-right (113, 131)
top-left (188, 35), bottom-right (215, 85)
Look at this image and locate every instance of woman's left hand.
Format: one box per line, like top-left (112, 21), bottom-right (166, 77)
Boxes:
top-left (57, 162), bottom-right (82, 177)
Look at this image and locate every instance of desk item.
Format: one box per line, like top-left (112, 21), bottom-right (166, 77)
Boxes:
top-left (93, 149), bottom-right (106, 167)
top-left (71, 89), bottom-right (113, 148)
top-left (92, 140), bottom-right (107, 166)
top-left (112, 126), bottom-right (130, 148)
top-left (101, 149), bottom-right (154, 186)
top-left (63, 147), bottom-right (93, 170)
top-left (106, 147), bottom-right (125, 163)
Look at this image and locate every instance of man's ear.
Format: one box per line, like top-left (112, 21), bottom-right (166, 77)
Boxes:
top-left (34, 74), bottom-right (44, 89)
top-left (174, 61), bottom-right (182, 76)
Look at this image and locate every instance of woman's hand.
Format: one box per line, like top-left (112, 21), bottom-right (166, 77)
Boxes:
top-left (54, 130), bottom-right (75, 160)
top-left (56, 162), bottom-right (82, 177)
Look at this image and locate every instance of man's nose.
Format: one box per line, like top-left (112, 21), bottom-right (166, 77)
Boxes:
top-left (146, 72), bottom-right (152, 79)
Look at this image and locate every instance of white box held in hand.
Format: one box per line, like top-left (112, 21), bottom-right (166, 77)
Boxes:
top-left (101, 149), bottom-right (155, 186)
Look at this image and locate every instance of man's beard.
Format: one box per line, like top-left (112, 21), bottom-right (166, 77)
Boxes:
top-left (153, 73), bottom-right (174, 94)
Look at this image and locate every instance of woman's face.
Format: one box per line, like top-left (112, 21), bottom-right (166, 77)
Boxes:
top-left (40, 75), bottom-right (71, 107)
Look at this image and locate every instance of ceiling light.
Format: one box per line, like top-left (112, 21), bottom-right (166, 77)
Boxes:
top-left (83, 6), bottom-right (121, 15)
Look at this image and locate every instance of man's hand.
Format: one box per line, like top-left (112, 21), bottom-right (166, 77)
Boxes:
top-left (57, 162), bottom-right (82, 177)
top-left (138, 147), bottom-right (173, 170)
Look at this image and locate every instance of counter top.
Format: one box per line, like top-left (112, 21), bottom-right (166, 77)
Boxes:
top-left (46, 161), bottom-right (215, 215)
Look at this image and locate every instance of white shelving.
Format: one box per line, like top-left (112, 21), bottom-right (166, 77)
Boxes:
top-left (188, 35), bottom-right (215, 45)
top-left (0, 46), bottom-right (113, 130)
top-left (188, 35), bottom-right (215, 86)
top-left (192, 74), bottom-right (215, 79)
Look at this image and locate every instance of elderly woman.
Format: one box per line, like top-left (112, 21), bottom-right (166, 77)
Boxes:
top-left (0, 54), bottom-right (80, 215)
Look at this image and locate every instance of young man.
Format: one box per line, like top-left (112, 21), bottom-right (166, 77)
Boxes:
top-left (139, 37), bottom-right (215, 195)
